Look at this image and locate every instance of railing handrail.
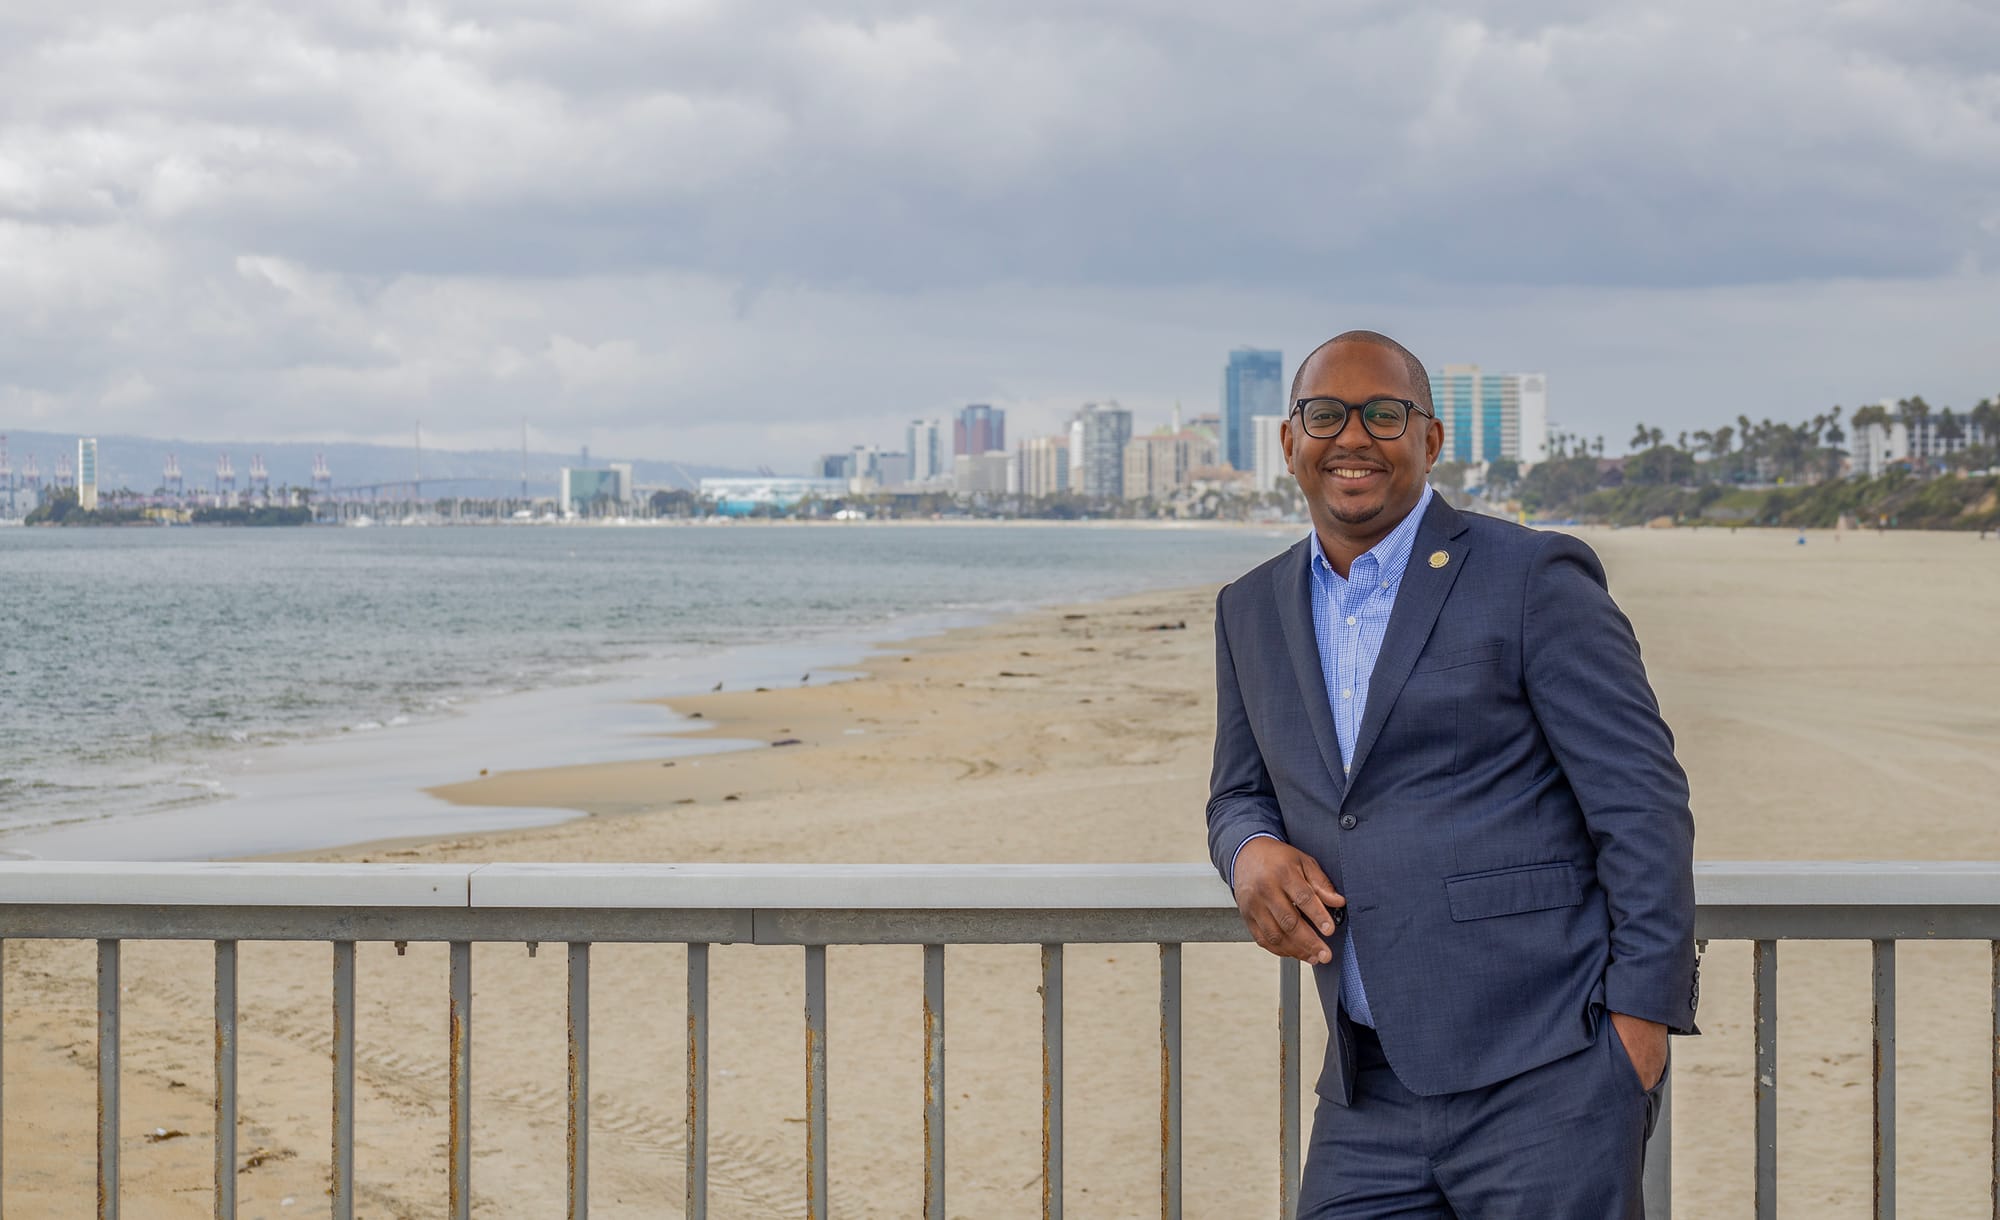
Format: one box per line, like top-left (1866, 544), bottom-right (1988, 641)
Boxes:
top-left (6, 860), bottom-right (1998, 1218)
top-left (5, 859), bottom-right (2000, 909)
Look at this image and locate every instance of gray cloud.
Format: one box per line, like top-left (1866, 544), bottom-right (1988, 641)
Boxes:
top-left (2, 0), bottom-right (1996, 468)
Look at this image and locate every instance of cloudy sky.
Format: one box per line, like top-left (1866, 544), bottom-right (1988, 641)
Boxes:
top-left (4, 1), bottom-right (1996, 471)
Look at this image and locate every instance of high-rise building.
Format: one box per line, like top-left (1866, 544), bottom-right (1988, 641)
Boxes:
top-left (559, 464), bottom-right (632, 516)
top-left (1251, 415), bottom-right (1289, 491)
top-left (1123, 431), bottom-right (1222, 501)
top-left (1074, 402), bottom-right (1134, 499)
top-left (1435, 366), bottom-right (1549, 467)
top-left (841, 446), bottom-right (912, 490)
top-left (907, 419), bottom-right (946, 483)
top-left (953, 451), bottom-right (1012, 496)
top-left (953, 404), bottom-right (1005, 457)
top-left (77, 437), bottom-right (99, 511)
top-left (1224, 349), bottom-right (1284, 471)
top-left (1020, 436), bottom-right (1071, 498)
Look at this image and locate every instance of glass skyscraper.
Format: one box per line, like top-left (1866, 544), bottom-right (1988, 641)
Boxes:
top-left (77, 437), bottom-right (99, 512)
top-left (1436, 366), bottom-right (1548, 466)
top-left (953, 404), bottom-right (1005, 457)
top-left (1224, 349), bottom-right (1283, 471)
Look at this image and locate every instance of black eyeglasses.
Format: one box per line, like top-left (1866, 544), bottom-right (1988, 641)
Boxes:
top-left (1292, 397), bottom-right (1434, 441)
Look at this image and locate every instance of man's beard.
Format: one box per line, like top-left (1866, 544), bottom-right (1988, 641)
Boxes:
top-left (1324, 497), bottom-right (1385, 526)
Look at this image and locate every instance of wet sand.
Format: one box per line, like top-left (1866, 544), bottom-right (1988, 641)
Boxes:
top-left (5, 527), bottom-right (2000, 1216)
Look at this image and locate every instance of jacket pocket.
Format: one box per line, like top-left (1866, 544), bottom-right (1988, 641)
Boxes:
top-left (1411, 641), bottom-right (1502, 673)
top-left (1444, 861), bottom-right (1581, 921)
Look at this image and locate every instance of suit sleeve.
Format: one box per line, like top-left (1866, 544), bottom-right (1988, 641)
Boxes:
top-left (1523, 533), bottom-right (1698, 1034)
top-left (1207, 587), bottom-right (1287, 885)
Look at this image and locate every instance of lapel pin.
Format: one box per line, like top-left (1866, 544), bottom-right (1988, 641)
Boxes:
top-left (1428, 550), bottom-right (1450, 569)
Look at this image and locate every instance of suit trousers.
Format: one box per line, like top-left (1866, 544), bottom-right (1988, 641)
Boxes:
top-left (1300, 1016), bottom-right (1666, 1219)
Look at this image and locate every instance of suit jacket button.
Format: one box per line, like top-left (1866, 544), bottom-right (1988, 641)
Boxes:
top-left (1339, 815), bottom-right (1357, 830)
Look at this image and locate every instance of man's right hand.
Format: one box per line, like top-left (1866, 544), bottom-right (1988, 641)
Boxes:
top-left (1232, 838), bottom-right (1346, 964)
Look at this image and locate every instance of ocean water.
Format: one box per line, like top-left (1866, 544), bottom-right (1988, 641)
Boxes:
top-left (0, 522), bottom-right (1293, 858)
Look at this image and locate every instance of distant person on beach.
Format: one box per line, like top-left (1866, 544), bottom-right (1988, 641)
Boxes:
top-left (1206, 331), bottom-right (1696, 1217)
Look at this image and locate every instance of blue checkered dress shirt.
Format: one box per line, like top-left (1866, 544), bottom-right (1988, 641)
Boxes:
top-left (1233, 485), bottom-right (1434, 1028)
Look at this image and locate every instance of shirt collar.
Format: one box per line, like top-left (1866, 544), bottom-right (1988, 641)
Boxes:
top-left (1309, 484), bottom-right (1435, 585)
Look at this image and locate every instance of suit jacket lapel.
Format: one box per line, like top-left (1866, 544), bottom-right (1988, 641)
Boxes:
top-left (1274, 538), bottom-right (1348, 802)
top-left (1342, 498), bottom-right (1471, 791)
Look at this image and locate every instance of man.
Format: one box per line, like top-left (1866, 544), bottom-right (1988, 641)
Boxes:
top-left (1207, 331), bottom-right (1696, 1217)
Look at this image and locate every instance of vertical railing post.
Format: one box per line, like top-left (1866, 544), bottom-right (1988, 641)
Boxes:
top-left (449, 941), bottom-right (472, 1220)
top-left (1, 937), bottom-right (7, 1218)
top-left (1, 937), bottom-right (6, 1218)
top-left (98, 938), bottom-right (120, 1220)
top-left (1279, 958), bottom-right (1300, 1220)
top-left (1874, 940), bottom-right (1896, 1220)
top-left (332, 941), bottom-right (356, 1220)
top-left (1041, 944), bottom-right (1064, 1220)
top-left (686, 943), bottom-right (709, 1220)
top-left (1990, 941), bottom-right (1999, 1220)
top-left (805, 945), bottom-right (829, 1220)
top-left (568, 943), bottom-right (590, 1220)
top-left (1755, 939), bottom-right (1778, 1220)
top-left (923, 944), bottom-right (945, 1220)
top-left (1160, 943), bottom-right (1182, 1220)
top-left (214, 941), bottom-right (237, 1220)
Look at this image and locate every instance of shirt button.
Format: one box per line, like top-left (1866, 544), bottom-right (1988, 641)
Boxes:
top-left (1345, 615), bottom-right (1356, 626)
top-left (1340, 815), bottom-right (1357, 830)
top-left (1341, 689), bottom-right (1352, 699)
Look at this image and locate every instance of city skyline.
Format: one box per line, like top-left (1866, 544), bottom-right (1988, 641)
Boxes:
top-left (2, 5), bottom-right (1994, 474)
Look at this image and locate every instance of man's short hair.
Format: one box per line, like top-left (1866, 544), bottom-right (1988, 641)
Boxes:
top-left (1290, 331), bottom-right (1433, 412)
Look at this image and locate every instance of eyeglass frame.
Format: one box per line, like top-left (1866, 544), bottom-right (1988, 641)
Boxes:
top-left (1290, 396), bottom-right (1436, 442)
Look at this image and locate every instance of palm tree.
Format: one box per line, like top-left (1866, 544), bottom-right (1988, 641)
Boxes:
top-left (1850, 403), bottom-right (1891, 431)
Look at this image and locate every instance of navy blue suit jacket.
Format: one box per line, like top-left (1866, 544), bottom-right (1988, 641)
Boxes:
top-left (1207, 498), bottom-right (1697, 1103)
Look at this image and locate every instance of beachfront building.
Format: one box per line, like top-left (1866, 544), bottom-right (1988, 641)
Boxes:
top-left (1434, 366), bottom-right (1549, 468)
top-left (559, 464), bottom-right (633, 517)
top-left (826, 446), bottom-right (913, 492)
top-left (953, 451), bottom-right (1012, 496)
top-left (1847, 401), bottom-right (1993, 476)
top-left (1072, 402), bottom-right (1134, 499)
top-left (1250, 415), bottom-right (1289, 491)
top-left (699, 476), bottom-right (846, 515)
top-left (77, 437), bottom-right (99, 511)
top-left (1224, 348), bottom-right (1283, 471)
top-left (1019, 435), bottom-right (1071, 498)
top-left (907, 419), bottom-right (947, 484)
top-left (953, 404), bottom-right (1005, 457)
top-left (1122, 430), bottom-right (1222, 501)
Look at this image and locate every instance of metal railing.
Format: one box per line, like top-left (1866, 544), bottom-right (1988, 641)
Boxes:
top-left (3, 859), bottom-right (2000, 1218)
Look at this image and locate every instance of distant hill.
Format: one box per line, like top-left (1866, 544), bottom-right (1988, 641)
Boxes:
top-left (0, 430), bottom-right (760, 498)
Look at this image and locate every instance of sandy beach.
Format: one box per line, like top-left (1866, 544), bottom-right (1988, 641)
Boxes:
top-left (6, 526), bottom-right (2000, 1217)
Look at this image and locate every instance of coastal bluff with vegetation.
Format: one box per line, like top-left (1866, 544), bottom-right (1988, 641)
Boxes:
top-left (1450, 398), bottom-right (2000, 530)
